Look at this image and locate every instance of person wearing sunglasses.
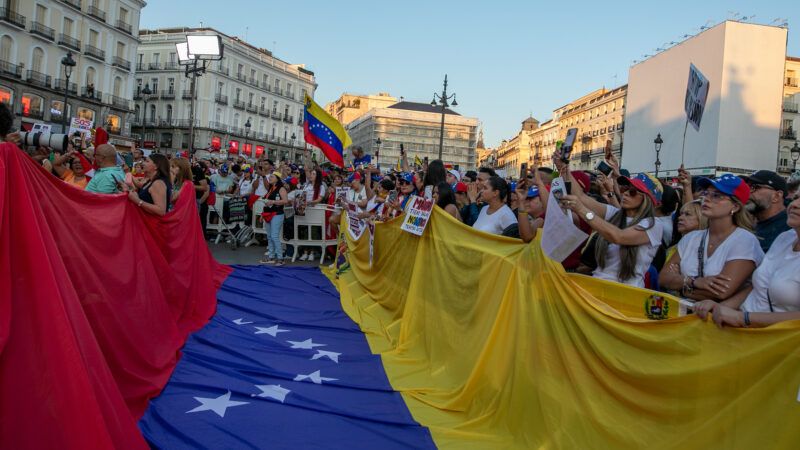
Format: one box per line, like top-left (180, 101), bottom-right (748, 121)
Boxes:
top-left (693, 192), bottom-right (800, 327)
top-left (743, 170), bottom-right (790, 252)
top-left (559, 170), bottom-right (663, 288)
top-left (659, 174), bottom-right (762, 301)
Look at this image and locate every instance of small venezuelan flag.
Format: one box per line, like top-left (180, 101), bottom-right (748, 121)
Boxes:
top-left (304, 94), bottom-right (351, 167)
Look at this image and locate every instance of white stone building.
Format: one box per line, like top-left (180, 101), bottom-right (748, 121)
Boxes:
top-left (134, 27), bottom-right (316, 161)
top-left (0, 0), bottom-right (144, 146)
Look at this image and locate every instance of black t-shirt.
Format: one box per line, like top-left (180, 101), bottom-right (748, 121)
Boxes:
top-left (192, 166), bottom-right (207, 199)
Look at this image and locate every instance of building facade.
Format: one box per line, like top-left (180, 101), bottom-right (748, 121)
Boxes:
top-left (324, 92), bottom-right (397, 126)
top-left (0, 0), bottom-right (145, 148)
top-left (134, 27), bottom-right (316, 161)
top-left (346, 101), bottom-right (479, 170)
top-left (779, 56), bottom-right (800, 173)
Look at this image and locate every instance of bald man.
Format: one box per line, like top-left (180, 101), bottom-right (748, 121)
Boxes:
top-left (85, 144), bottom-right (125, 194)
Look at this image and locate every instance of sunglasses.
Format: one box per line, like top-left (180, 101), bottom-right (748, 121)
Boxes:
top-left (699, 190), bottom-right (730, 202)
top-left (398, 180), bottom-right (411, 185)
top-left (619, 185), bottom-right (640, 196)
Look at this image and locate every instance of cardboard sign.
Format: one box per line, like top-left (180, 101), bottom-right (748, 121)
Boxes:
top-left (684, 63), bottom-right (710, 131)
top-left (68, 117), bottom-right (93, 138)
top-left (400, 195), bottom-right (434, 236)
top-left (224, 196), bottom-right (247, 223)
top-left (346, 202), bottom-right (365, 240)
top-left (335, 187), bottom-right (348, 205)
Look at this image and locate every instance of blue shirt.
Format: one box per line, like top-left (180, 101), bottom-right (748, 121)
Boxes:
top-left (85, 166), bottom-right (125, 194)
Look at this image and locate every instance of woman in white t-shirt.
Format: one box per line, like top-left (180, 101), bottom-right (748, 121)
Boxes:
top-left (560, 171), bottom-right (663, 288)
top-left (345, 172), bottom-right (368, 211)
top-left (694, 194), bottom-right (800, 327)
top-left (472, 176), bottom-right (517, 235)
top-left (660, 174), bottom-right (761, 301)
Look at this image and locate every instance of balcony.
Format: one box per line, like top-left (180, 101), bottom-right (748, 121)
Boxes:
top-left (148, 62), bottom-right (162, 70)
top-left (81, 86), bottom-right (102, 102)
top-left (208, 121), bottom-right (227, 132)
top-left (57, 34), bottom-right (81, 52)
top-left (0, 8), bottom-right (26, 29)
top-left (112, 56), bottom-right (131, 71)
top-left (783, 101), bottom-right (799, 113)
top-left (60, 0), bottom-right (82, 10)
top-left (160, 89), bottom-right (176, 99)
top-left (115, 19), bottom-right (132, 35)
top-left (164, 62), bottom-right (178, 70)
top-left (283, 91), bottom-right (295, 100)
top-left (233, 99), bottom-right (246, 110)
top-left (780, 129), bottom-right (797, 140)
top-left (214, 93), bottom-right (228, 105)
top-left (84, 44), bottom-right (105, 61)
top-left (786, 78), bottom-right (799, 88)
top-left (54, 78), bottom-right (78, 94)
top-left (274, 87), bottom-right (283, 96)
top-left (26, 70), bottom-right (51, 88)
top-left (30, 21), bottom-right (55, 41)
top-left (0, 60), bottom-right (22, 79)
top-left (283, 115), bottom-right (293, 124)
top-left (271, 111), bottom-right (281, 120)
top-left (108, 94), bottom-right (130, 110)
top-left (182, 89), bottom-right (194, 99)
top-left (258, 106), bottom-right (269, 116)
top-left (246, 103), bottom-right (258, 113)
top-left (175, 119), bottom-right (196, 128)
top-left (87, 5), bottom-right (105, 22)
top-left (236, 73), bottom-right (246, 82)
top-left (157, 119), bottom-right (175, 127)
top-left (261, 82), bottom-right (271, 92)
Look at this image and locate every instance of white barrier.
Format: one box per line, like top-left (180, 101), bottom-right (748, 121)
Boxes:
top-left (280, 205), bottom-right (338, 264)
top-left (245, 199), bottom-right (267, 247)
top-left (206, 195), bottom-right (246, 244)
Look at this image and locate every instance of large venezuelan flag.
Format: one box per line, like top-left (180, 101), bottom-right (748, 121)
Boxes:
top-left (304, 94), bottom-right (351, 167)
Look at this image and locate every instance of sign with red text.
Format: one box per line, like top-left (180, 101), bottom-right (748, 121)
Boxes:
top-left (400, 196), bottom-right (434, 236)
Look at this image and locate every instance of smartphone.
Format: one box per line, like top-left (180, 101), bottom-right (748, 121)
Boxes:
top-left (564, 181), bottom-right (572, 195)
top-left (454, 164), bottom-right (460, 171)
top-left (596, 160), bottom-right (613, 176)
top-left (561, 128), bottom-right (578, 163)
top-left (400, 143), bottom-right (405, 155)
top-left (424, 185), bottom-right (433, 199)
top-left (520, 162), bottom-right (528, 177)
top-left (423, 156), bottom-right (429, 166)
top-left (604, 139), bottom-right (613, 159)
top-left (386, 189), bottom-right (398, 204)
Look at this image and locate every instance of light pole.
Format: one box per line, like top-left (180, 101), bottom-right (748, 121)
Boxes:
top-left (375, 137), bottom-right (382, 167)
top-left (290, 132), bottom-right (296, 162)
top-left (60, 51), bottom-right (76, 132)
top-left (431, 75), bottom-right (457, 161)
top-left (176, 34), bottom-right (224, 155)
top-left (653, 133), bottom-right (663, 178)
top-left (243, 118), bottom-right (251, 158)
top-left (139, 83), bottom-right (153, 149)
top-left (791, 141), bottom-right (800, 172)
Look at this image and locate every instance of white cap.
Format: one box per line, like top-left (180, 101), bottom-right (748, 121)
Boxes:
top-left (448, 169), bottom-right (461, 181)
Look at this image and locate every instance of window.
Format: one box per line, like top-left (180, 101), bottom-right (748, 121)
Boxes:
top-left (85, 66), bottom-right (96, 88)
top-left (137, 53), bottom-right (143, 65)
top-left (271, 125), bottom-right (276, 138)
top-left (112, 76), bottom-right (121, 97)
top-left (0, 35), bottom-right (13, 62)
top-left (31, 47), bottom-right (44, 73)
top-left (50, 100), bottom-right (70, 121)
top-left (134, 104), bottom-right (140, 122)
top-left (235, 88), bottom-right (241, 102)
top-left (168, 77), bottom-right (174, 93)
top-left (248, 92), bottom-right (254, 104)
top-left (250, 69), bottom-right (256, 80)
top-left (301, 88), bottom-right (307, 100)
top-left (106, 114), bottom-right (120, 131)
top-left (237, 64), bottom-right (243, 77)
top-left (259, 120), bottom-right (265, 133)
top-left (89, 30), bottom-right (99, 47)
top-left (233, 113), bottom-right (240, 128)
top-left (151, 78), bottom-right (158, 92)
top-left (77, 107), bottom-right (95, 122)
top-left (272, 100), bottom-right (278, 114)
top-left (165, 105), bottom-right (172, 122)
top-left (21, 93), bottom-right (44, 116)
top-left (284, 127), bottom-right (288, 140)
top-left (286, 82), bottom-right (292, 95)
top-left (262, 74), bottom-right (268, 86)
top-left (152, 53), bottom-right (160, 64)
top-left (274, 78), bottom-right (280, 91)
top-left (63, 18), bottom-right (73, 36)
top-left (0, 85), bottom-right (12, 104)
top-left (149, 104), bottom-right (156, 122)
top-left (119, 7), bottom-right (129, 23)
top-left (260, 97), bottom-right (266, 108)
top-left (169, 52), bottom-right (176, 63)
top-left (215, 108), bottom-right (222, 123)
top-left (283, 104), bottom-right (289, 116)
top-left (116, 41), bottom-right (125, 58)
top-left (35, 4), bottom-right (46, 22)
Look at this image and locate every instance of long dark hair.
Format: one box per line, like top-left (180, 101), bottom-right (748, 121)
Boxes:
top-left (423, 159), bottom-right (447, 187)
top-left (311, 167), bottom-right (323, 196)
top-left (487, 176), bottom-right (510, 202)
top-left (595, 195), bottom-right (656, 281)
top-left (148, 154), bottom-right (171, 181)
top-left (436, 182), bottom-right (456, 209)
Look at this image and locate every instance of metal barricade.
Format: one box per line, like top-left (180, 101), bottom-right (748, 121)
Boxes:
top-left (280, 204), bottom-right (338, 264)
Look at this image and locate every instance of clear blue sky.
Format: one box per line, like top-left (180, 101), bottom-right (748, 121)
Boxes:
top-left (141, 0), bottom-right (799, 147)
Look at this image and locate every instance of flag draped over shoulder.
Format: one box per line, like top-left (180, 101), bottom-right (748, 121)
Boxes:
top-left (0, 144), bottom-right (230, 450)
top-left (331, 207), bottom-right (800, 449)
top-left (304, 94), bottom-right (351, 167)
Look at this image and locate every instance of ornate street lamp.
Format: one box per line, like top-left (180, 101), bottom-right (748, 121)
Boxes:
top-left (653, 133), bottom-right (663, 178)
top-left (60, 51), bottom-right (76, 132)
top-left (431, 75), bottom-right (457, 161)
top-left (289, 132), bottom-right (296, 162)
top-left (243, 118), bottom-right (251, 157)
top-left (791, 141), bottom-right (800, 172)
top-left (139, 83), bottom-right (153, 149)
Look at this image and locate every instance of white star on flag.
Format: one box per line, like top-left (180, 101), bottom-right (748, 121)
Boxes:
top-left (232, 318), bottom-right (253, 325)
top-left (186, 391), bottom-right (248, 418)
top-left (254, 325), bottom-right (290, 337)
top-left (254, 384), bottom-right (291, 403)
top-left (311, 350), bottom-right (341, 363)
top-left (287, 338), bottom-right (326, 349)
top-left (294, 370), bottom-right (338, 384)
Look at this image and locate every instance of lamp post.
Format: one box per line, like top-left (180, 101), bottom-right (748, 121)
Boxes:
top-left (139, 83), bottom-right (153, 149)
top-left (176, 34), bottom-right (224, 155)
top-left (243, 118), bottom-right (251, 158)
top-left (375, 137), bottom-right (382, 167)
top-left (431, 75), bottom-right (458, 161)
top-left (60, 51), bottom-right (76, 132)
top-left (653, 133), bottom-right (663, 178)
top-left (791, 141), bottom-right (800, 172)
top-left (290, 132), bottom-right (296, 162)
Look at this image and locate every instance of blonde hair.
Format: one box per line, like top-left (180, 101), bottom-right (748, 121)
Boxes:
top-left (681, 200), bottom-right (708, 230)
top-left (731, 197), bottom-right (754, 231)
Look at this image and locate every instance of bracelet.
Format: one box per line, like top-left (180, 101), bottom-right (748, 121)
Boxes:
top-left (138, 200), bottom-right (143, 207)
top-left (743, 311), bottom-right (751, 327)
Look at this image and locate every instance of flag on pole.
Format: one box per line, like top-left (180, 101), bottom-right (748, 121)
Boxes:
top-left (303, 94), bottom-right (351, 167)
top-left (413, 155), bottom-right (423, 168)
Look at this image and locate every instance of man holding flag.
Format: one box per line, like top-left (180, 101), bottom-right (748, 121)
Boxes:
top-left (303, 94), bottom-right (352, 168)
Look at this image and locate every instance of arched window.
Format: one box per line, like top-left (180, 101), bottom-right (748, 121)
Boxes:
top-left (113, 76), bottom-right (122, 97)
top-left (0, 85), bottom-right (12, 104)
top-left (31, 47), bottom-right (45, 73)
top-left (259, 120), bottom-right (266, 134)
top-left (165, 105), bottom-right (173, 122)
top-left (0, 35), bottom-right (14, 62)
top-left (85, 66), bottom-right (96, 88)
top-left (134, 104), bottom-right (140, 122)
top-left (149, 104), bottom-right (156, 122)
top-left (215, 108), bottom-right (222, 123)
top-left (233, 113), bottom-right (240, 128)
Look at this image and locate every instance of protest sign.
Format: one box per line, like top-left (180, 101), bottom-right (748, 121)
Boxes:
top-left (68, 117), bottom-right (93, 138)
top-left (541, 177), bottom-right (588, 262)
top-left (400, 196), bottom-right (434, 236)
top-left (346, 202), bottom-right (366, 240)
top-left (223, 197), bottom-right (247, 223)
top-left (31, 123), bottom-right (52, 134)
top-left (684, 63), bottom-right (710, 131)
top-left (335, 187), bottom-right (348, 205)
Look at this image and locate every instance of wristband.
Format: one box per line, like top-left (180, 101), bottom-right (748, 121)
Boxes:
top-left (743, 311), bottom-right (751, 327)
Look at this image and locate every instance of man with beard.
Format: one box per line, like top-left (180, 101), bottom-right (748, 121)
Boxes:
top-left (744, 170), bottom-right (790, 252)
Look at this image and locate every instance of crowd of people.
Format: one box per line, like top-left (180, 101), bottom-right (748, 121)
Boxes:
top-left (3, 99), bottom-right (799, 330)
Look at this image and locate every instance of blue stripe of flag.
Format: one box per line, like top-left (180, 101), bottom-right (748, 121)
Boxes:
top-left (305, 109), bottom-right (345, 154)
top-left (139, 266), bottom-right (435, 450)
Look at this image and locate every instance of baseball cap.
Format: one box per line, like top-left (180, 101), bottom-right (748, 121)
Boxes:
top-left (742, 170), bottom-right (787, 194)
top-left (526, 187), bottom-right (540, 198)
top-left (454, 182), bottom-right (468, 193)
top-left (399, 172), bottom-right (414, 183)
top-left (617, 173), bottom-right (663, 204)
top-left (571, 170), bottom-right (591, 192)
top-left (347, 172), bottom-right (362, 183)
top-left (697, 173), bottom-right (751, 204)
top-left (448, 169), bottom-right (461, 181)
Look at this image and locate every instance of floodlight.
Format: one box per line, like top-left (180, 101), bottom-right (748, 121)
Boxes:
top-left (176, 42), bottom-right (193, 65)
top-left (186, 35), bottom-right (223, 60)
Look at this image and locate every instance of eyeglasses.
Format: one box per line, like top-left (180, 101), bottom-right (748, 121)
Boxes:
top-left (699, 190), bottom-right (730, 202)
top-left (749, 184), bottom-right (774, 192)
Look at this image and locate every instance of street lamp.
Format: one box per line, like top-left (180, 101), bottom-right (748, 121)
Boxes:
top-left (431, 74), bottom-right (458, 161)
top-left (60, 50), bottom-right (76, 132)
top-left (289, 132), bottom-right (296, 162)
top-left (139, 83), bottom-right (153, 149)
top-left (375, 137), bottom-right (382, 166)
top-left (177, 34), bottom-right (224, 155)
top-left (243, 118), bottom-right (251, 157)
top-left (653, 133), bottom-right (663, 178)
top-left (791, 141), bottom-right (800, 172)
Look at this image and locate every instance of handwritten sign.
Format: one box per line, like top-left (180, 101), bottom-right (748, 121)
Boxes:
top-left (68, 117), bottom-right (93, 138)
top-left (223, 196), bottom-right (247, 223)
top-left (684, 64), bottom-right (710, 131)
top-left (335, 187), bottom-right (348, 206)
top-left (346, 202), bottom-right (365, 240)
top-left (400, 196), bottom-right (434, 236)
